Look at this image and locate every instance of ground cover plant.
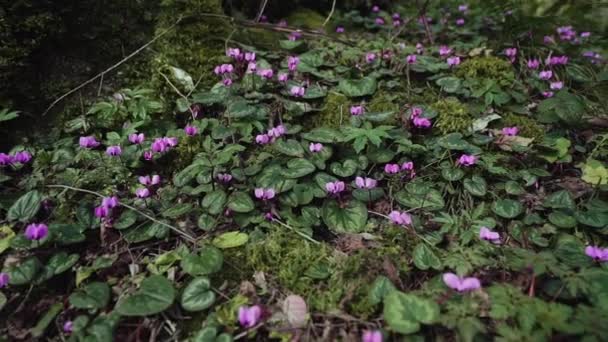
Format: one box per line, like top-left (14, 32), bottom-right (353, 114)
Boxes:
top-left (1, 0), bottom-right (607, 340)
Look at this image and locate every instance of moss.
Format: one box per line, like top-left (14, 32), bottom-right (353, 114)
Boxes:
top-left (367, 91), bottom-right (401, 124)
top-left (432, 98), bottom-right (474, 134)
top-left (304, 92), bottom-right (351, 129)
top-left (455, 56), bottom-right (514, 86)
top-left (501, 113), bottom-right (545, 141)
top-left (286, 9), bottom-right (327, 30)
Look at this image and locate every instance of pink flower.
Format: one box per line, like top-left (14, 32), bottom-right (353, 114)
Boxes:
top-left (135, 188), bottom-right (150, 198)
top-left (416, 43), bottom-right (424, 54)
top-left (14, 151), bottom-right (31, 164)
top-left (79, 136), bottom-right (100, 149)
top-left (401, 161), bottom-right (414, 171)
top-left (372, 5), bottom-right (380, 12)
top-left (581, 32), bottom-right (591, 38)
top-left (538, 70), bottom-right (553, 80)
top-left (411, 107), bottom-right (423, 118)
top-left (362, 330), bottom-right (383, 342)
top-left (106, 146), bottom-right (122, 157)
top-left (257, 69), bottom-right (274, 79)
top-left (456, 18), bottom-right (465, 26)
top-left (550, 81), bottom-right (563, 90)
top-left (585, 246), bottom-right (608, 262)
top-left (129, 133), bottom-right (145, 144)
top-left (238, 305), bottom-right (262, 328)
top-left (384, 164), bottom-right (400, 174)
top-left (325, 181), bottom-right (346, 194)
top-left (217, 173), bottom-right (232, 183)
top-left (254, 188), bottom-right (275, 200)
top-left (439, 46), bottom-right (452, 56)
top-left (355, 176), bottom-right (377, 189)
top-left (542, 91), bottom-right (554, 98)
top-left (504, 48), bottom-right (517, 62)
top-left (544, 35), bottom-right (555, 44)
top-left (268, 125), bottom-right (286, 138)
top-left (102, 196), bottom-right (119, 209)
top-left (501, 126), bottom-right (518, 136)
top-left (443, 273), bottom-right (481, 292)
top-left (0, 272), bottom-right (9, 288)
top-left (406, 54), bottom-right (417, 64)
top-left (336, 26), bottom-right (345, 33)
top-left (278, 20), bottom-right (288, 27)
top-left (412, 117), bottom-right (431, 128)
top-left (527, 59), bottom-right (540, 69)
top-left (223, 78), bottom-right (233, 87)
top-left (546, 56), bottom-right (568, 66)
top-left (139, 175), bottom-right (160, 186)
top-left (226, 48), bottom-right (242, 60)
top-left (63, 321), bottom-right (74, 334)
top-left (479, 227), bottom-right (500, 243)
top-left (375, 17), bottom-right (385, 25)
top-left (245, 52), bottom-right (256, 62)
top-left (393, 19), bottom-right (401, 27)
top-left (350, 105), bottom-right (364, 116)
top-left (392, 13), bottom-right (401, 20)
top-left (288, 56), bottom-right (300, 72)
top-left (278, 73), bottom-right (289, 83)
top-left (0, 153), bottom-right (14, 166)
top-left (184, 125), bottom-right (199, 136)
top-left (458, 4), bottom-right (468, 12)
top-left (143, 150), bottom-right (153, 161)
top-left (25, 223), bottom-right (48, 241)
top-left (447, 56), bottom-right (461, 66)
top-left (366, 52), bottom-right (376, 63)
top-left (255, 134), bottom-right (271, 145)
top-left (94, 205), bottom-right (109, 218)
top-left (289, 31), bottom-right (302, 40)
top-left (457, 154), bottom-right (477, 166)
top-left (388, 210), bottom-right (412, 226)
top-left (290, 86), bottom-right (305, 97)
top-left (309, 143), bottom-right (323, 153)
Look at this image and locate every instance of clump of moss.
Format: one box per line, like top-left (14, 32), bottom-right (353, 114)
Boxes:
top-left (501, 113), bottom-right (545, 141)
top-left (432, 98), bottom-right (474, 134)
top-left (304, 92), bottom-right (350, 129)
top-left (367, 91), bottom-right (401, 124)
top-left (286, 9), bottom-right (326, 30)
top-left (455, 56), bottom-right (514, 86)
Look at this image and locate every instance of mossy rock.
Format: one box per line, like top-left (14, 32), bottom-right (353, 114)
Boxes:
top-left (432, 98), bottom-right (474, 134)
top-left (304, 92), bottom-right (351, 130)
top-left (455, 56), bottom-right (514, 86)
top-left (501, 113), bottom-right (545, 141)
top-left (367, 91), bottom-right (401, 125)
top-left (286, 9), bottom-right (327, 30)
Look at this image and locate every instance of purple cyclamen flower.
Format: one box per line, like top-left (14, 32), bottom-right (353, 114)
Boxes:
top-left (0, 272), bottom-right (9, 288)
top-left (443, 273), bottom-right (481, 292)
top-left (350, 105), bottom-right (364, 116)
top-left (581, 32), bottom-right (590, 38)
top-left (447, 56), bottom-right (461, 66)
top-left (14, 151), bottom-right (32, 164)
top-left (102, 196), bottom-right (119, 209)
top-left (542, 91), bottom-right (554, 98)
top-left (479, 227), bottom-right (500, 243)
top-left (25, 223), bottom-right (48, 241)
top-left (217, 173), bottom-right (232, 183)
top-left (527, 59), bottom-right (540, 69)
top-left (456, 18), bottom-right (465, 26)
top-left (544, 35), bottom-right (556, 44)
top-left (401, 161), bottom-right (414, 171)
top-left (393, 19), bottom-right (401, 27)
top-left (355, 177), bottom-right (377, 189)
top-left (406, 54), bottom-right (417, 64)
top-left (413, 117), bottom-right (431, 128)
top-left (268, 125), bottom-right (286, 138)
top-left (288, 56), bottom-right (300, 72)
top-left (375, 17), bottom-right (385, 25)
top-left (546, 56), bottom-right (568, 66)
top-left (504, 48), bottom-right (517, 57)
top-left (135, 188), bottom-right (150, 198)
top-left (226, 48), bottom-right (242, 60)
top-left (223, 78), bottom-right (233, 87)
top-left (246, 62), bottom-right (257, 74)
top-left (539, 70), bottom-right (553, 80)
top-left (288, 31), bottom-right (302, 41)
top-left (362, 330), bottom-right (383, 342)
top-left (336, 26), bottom-right (345, 33)
top-left (502, 126), bottom-right (518, 136)
top-left (278, 73), bottom-right (289, 82)
top-left (0, 153), bottom-right (13, 166)
top-left (388, 210), bottom-right (412, 226)
top-left (63, 321), bottom-right (74, 334)
top-left (151, 139), bottom-right (166, 153)
top-left (79, 136), bottom-right (100, 149)
top-left (264, 212), bottom-right (274, 221)
top-left (106, 146), bottom-right (122, 157)
top-left (384, 164), bottom-right (400, 174)
top-left (238, 305), bottom-right (262, 328)
top-left (372, 5), bottom-right (380, 13)
top-left (129, 133), bottom-right (145, 144)
top-left (325, 181), bottom-right (346, 194)
top-left (585, 246), bottom-right (608, 262)
top-left (278, 20), bottom-right (287, 27)
top-left (550, 81), bottom-right (563, 90)
top-left (290, 86), bottom-right (305, 97)
top-left (457, 154), bottom-right (477, 166)
top-left (366, 52), bottom-right (376, 63)
top-left (416, 43), bottom-right (424, 54)
top-left (139, 175), bottom-right (160, 186)
top-left (245, 52), bottom-right (256, 62)
top-left (309, 143), bottom-right (323, 153)
top-left (162, 137), bottom-right (178, 147)
top-left (255, 134), bottom-right (271, 145)
top-left (94, 205), bottom-right (109, 218)
top-left (411, 107), bottom-right (423, 118)
top-left (184, 125), bottom-right (199, 136)
top-left (257, 69), bottom-right (274, 79)
top-left (254, 188), bottom-right (275, 200)
top-left (143, 150), bottom-right (153, 161)
top-left (458, 4), bottom-right (468, 12)
top-left (439, 46), bottom-right (452, 56)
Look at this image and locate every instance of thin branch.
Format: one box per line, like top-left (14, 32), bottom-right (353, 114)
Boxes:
top-left (323, 0), bottom-right (337, 27)
top-left (255, 0), bottom-right (269, 22)
top-left (46, 184), bottom-right (197, 243)
top-left (42, 16), bottom-right (183, 116)
top-left (271, 218), bottom-right (321, 245)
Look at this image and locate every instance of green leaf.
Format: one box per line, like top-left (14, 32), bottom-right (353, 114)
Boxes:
top-left (492, 199), bottom-right (523, 219)
top-left (5, 257), bottom-right (41, 285)
top-left (279, 39), bottom-right (305, 51)
top-left (321, 199), bottom-right (368, 233)
top-left (383, 291), bottom-right (440, 334)
top-left (7, 191), bottom-right (42, 222)
top-left (46, 252), bottom-right (79, 275)
top-left (464, 176), bottom-right (487, 197)
top-left (505, 181), bottom-right (525, 195)
top-left (553, 235), bottom-right (591, 268)
top-left (395, 188), bottom-right (445, 211)
top-left (580, 159), bottom-right (608, 186)
top-left (69, 282), bottom-right (110, 310)
top-left (114, 211), bottom-right (138, 229)
top-left (576, 210), bottom-right (608, 228)
top-left (548, 211), bottom-right (577, 228)
top-left (181, 277), bottom-right (216, 312)
top-left (212, 231), bottom-right (249, 249)
top-left (0, 292), bottom-right (6, 311)
top-left (369, 276), bottom-right (397, 305)
top-left (282, 159), bottom-right (316, 178)
top-left (338, 77), bottom-right (377, 97)
top-left (49, 223), bottom-right (86, 245)
top-left (226, 99), bottom-right (258, 118)
top-left (412, 244), bottom-right (442, 270)
top-left (274, 139), bottom-right (305, 157)
top-left (180, 247), bottom-right (223, 276)
top-left (330, 159), bottom-right (358, 177)
top-left (0, 225), bottom-right (15, 254)
top-left (197, 214), bottom-right (216, 231)
top-left (30, 303), bottom-right (62, 338)
top-left (301, 128), bottom-right (343, 143)
top-left (162, 203), bottom-right (193, 218)
top-left (543, 190), bottom-right (575, 209)
top-left (442, 167), bottom-right (465, 181)
top-left (115, 275), bottom-right (176, 316)
top-left (227, 192), bottom-right (255, 213)
top-left (436, 77), bottom-right (462, 93)
top-left (202, 190), bottom-right (227, 215)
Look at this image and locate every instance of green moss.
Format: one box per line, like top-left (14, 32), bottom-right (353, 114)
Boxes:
top-left (502, 113), bottom-right (545, 141)
top-left (432, 98), bottom-right (474, 134)
top-left (455, 56), bottom-right (514, 86)
top-left (367, 91), bottom-right (401, 124)
top-left (305, 92), bottom-right (350, 129)
top-left (286, 9), bottom-right (326, 30)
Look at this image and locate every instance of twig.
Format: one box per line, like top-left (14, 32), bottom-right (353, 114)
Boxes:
top-left (46, 184), bottom-right (197, 243)
top-left (234, 322), bottom-right (264, 340)
top-left (272, 218), bottom-right (321, 245)
top-left (255, 0), bottom-right (269, 22)
top-left (159, 72), bottom-right (196, 117)
top-left (42, 16), bottom-right (183, 116)
top-left (323, 0), bottom-right (337, 27)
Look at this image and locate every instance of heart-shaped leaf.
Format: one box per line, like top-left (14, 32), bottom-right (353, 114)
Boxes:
top-left (321, 199), bottom-right (368, 233)
top-left (338, 77), bottom-right (377, 97)
top-left (180, 277), bottom-right (216, 312)
top-left (115, 275), bottom-right (176, 316)
top-left (383, 291), bottom-right (440, 334)
top-left (492, 199), bottom-right (523, 219)
top-left (212, 231), bottom-right (248, 249)
top-left (7, 191), bottom-right (42, 222)
top-left (227, 192), bottom-right (255, 213)
top-left (330, 159), bottom-right (358, 177)
top-left (413, 244), bottom-right (442, 270)
top-left (69, 282), bottom-right (110, 310)
top-left (282, 159), bottom-right (316, 178)
top-left (181, 247), bottom-right (223, 276)
top-left (202, 190), bottom-right (227, 215)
